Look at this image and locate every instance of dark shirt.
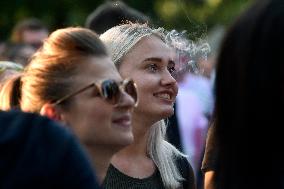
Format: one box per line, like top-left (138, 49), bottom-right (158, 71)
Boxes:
top-left (166, 103), bottom-right (183, 152)
top-left (176, 156), bottom-right (196, 189)
top-left (102, 156), bottom-right (196, 189)
top-left (102, 164), bottom-right (165, 189)
top-left (0, 110), bottom-right (100, 189)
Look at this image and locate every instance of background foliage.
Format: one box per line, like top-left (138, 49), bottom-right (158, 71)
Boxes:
top-left (0, 0), bottom-right (252, 41)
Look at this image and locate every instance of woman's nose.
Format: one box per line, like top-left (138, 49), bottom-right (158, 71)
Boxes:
top-left (161, 69), bottom-right (177, 86)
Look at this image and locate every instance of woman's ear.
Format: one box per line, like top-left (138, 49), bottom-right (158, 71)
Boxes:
top-left (40, 103), bottom-right (62, 121)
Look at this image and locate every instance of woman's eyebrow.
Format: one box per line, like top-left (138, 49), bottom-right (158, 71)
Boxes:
top-left (143, 57), bottom-right (162, 62)
top-left (143, 58), bottom-right (176, 66)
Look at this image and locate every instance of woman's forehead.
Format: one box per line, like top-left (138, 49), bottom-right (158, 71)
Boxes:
top-left (74, 56), bottom-right (121, 83)
top-left (125, 35), bottom-right (175, 60)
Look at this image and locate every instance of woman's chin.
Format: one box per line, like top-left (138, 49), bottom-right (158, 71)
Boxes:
top-left (110, 135), bottom-right (134, 152)
top-left (136, 106), bottom-right (175, 121)
top-left (118, 133), bottom-right (134, 147)
top-left (160, 108), bottom-right (175, 119)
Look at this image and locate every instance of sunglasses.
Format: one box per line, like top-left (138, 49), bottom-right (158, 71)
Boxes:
top-left (53, 78), bottom-right (138, 106)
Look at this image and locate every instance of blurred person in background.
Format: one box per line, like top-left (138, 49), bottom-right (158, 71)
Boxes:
top-left (174, 71), bottom-right (213, 170)
top-left (202, 0), bottom-right (284, 188)
top-left (85, 0), bottom-right (151, 35)
top-left (0, 27), bottom-right (137, 184)
top-left (1, 43), bottom-right (36, 66)
top-left (10, 18), bottom-right (49, 49)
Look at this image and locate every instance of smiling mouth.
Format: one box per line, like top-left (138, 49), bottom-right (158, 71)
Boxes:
top-left (154, 93), bottom-right (173, 101)
top-left (113, 116), bottom-right (131, 128)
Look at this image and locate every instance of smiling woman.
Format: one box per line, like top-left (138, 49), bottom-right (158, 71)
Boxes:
top-left (100, 23), bottom-right (196, 189)
top-left (0, 27), bottom-right (137, 185)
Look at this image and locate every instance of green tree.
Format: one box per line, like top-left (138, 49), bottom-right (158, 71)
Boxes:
top-left (0, 0), bottom-right (252, 41)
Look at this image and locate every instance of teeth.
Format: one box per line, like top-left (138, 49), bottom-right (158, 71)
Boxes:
top-left (156, 93), bottom-right (171, 100)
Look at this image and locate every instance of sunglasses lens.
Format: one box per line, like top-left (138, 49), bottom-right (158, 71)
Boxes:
top-left (125, 80), bottom-right (138, 104)
top-left (101, 80), bottom-right (119, 104)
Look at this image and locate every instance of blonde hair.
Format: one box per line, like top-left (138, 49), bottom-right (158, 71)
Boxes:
top-left (100, 23), bottom-right (187, 189)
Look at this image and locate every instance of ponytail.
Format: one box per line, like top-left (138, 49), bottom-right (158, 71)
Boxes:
top-left (0, 73), bottom-right (22, 110)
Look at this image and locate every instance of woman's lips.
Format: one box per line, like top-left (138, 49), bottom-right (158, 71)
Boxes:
top-left (113, 115), bottom-right (132, 128)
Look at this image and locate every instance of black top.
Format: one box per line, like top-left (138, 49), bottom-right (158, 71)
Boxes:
top-left (102, 164), bottom-right (165, 189)
top-left (176, 156), bottom-right (196, 189)
top-left (166, 103), bottom-right (183, 152)
top-left (102, 156), bottom-right (196, 189)
top-left (0, 110), bottom-right (100, 189)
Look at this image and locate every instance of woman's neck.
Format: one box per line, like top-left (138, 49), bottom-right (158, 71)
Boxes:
top-left (129, 114), bottom-right (154, 154)
top-left (110, 116), bottom-right (157, 178)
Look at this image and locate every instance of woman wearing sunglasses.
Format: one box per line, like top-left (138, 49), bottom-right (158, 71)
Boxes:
top-left (0, 27), bottom-right (138, 184)
top-left (100, 23), bottom-right (196, 189)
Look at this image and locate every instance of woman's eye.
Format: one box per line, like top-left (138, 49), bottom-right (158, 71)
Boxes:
top-left (147, 64), bottom-right (158, 72)
top-left (168, 66), bottom-right (176, 74)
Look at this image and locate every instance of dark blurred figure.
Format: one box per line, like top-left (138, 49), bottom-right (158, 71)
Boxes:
top-left (11, 18), bottom-right (49, 49)
top-left (0, 110), bottom-right (100, 189)
top-left (1, 43), bottom-right (36, 66)
top-left (85, 0), bottom-right (151, 34)
top-left (202, 0), bottom-right (284, 188)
